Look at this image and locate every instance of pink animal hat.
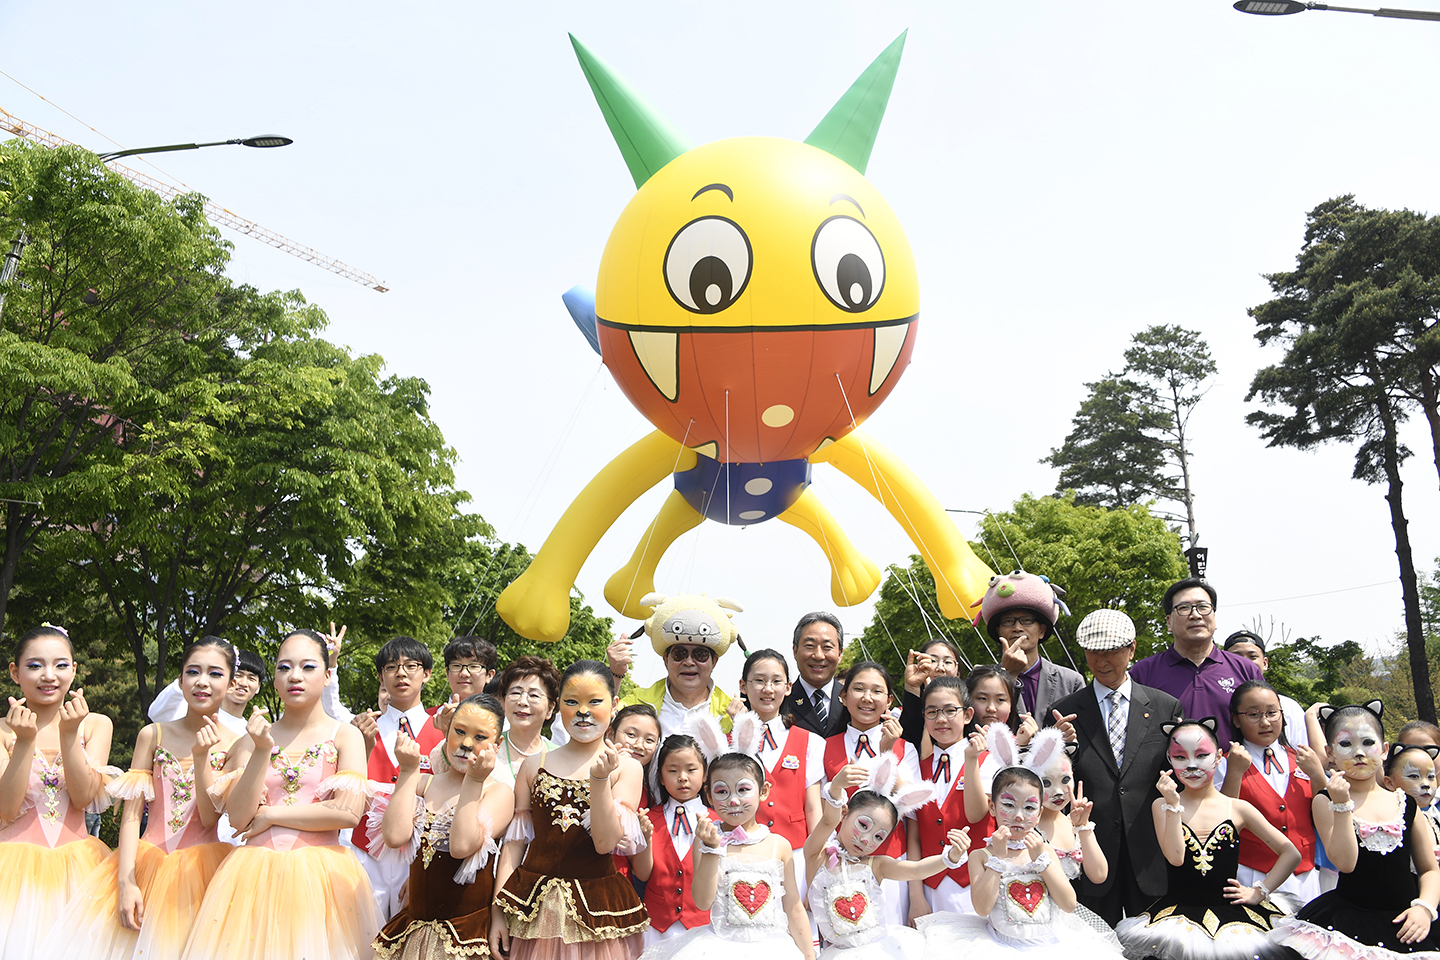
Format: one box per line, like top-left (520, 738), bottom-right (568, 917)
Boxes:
top-left (978, 570), bottom-right (1069, 641)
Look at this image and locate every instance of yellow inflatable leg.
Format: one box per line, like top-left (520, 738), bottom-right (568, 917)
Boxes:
top-left (777, 488), bottom-right (882, 607)
top-left (814, 430), bottom-right (994, 620)
top-left (498, 431), bottom-right (698, 642)
top-left (605, 490), bottom-right (705, 619)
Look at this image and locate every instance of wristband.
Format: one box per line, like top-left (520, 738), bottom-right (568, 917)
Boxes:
top-left (823, 787), bottom-right (847, 809)
top-left (1075, 822), bottom-right (1096, 832)
top-left (1162, 803), bottom-right (1183, 815)
top-left (940, 846), bottom-right (968, 870)
top-left (698, 844), bottom-right (725, 857)
top-left (1412, 899), bottom-right (1439, 922)
top-left (1254, 881), bottom-right (1272, 898)
top-left (1329, 800), bottom-right (1355, 813)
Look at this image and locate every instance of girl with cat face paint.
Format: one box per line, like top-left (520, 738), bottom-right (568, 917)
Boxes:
top-left (1274, 702), bottom-right (1440, 959)
top-left (492, 661), bottom-right (649, 960)
top-left (1115, 719), bottom-right (1299, 960)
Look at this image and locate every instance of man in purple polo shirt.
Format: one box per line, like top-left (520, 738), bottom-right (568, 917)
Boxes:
top-left (1129, 577), bottom-right (1262, 745)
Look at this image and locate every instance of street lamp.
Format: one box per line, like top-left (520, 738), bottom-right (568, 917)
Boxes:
top-left (1234, 1), bottom-right (1440, 20)
top-left (97, 135), bottom-right (293, 163)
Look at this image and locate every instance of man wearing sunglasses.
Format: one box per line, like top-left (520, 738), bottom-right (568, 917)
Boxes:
top-left (612, 596), bottom-right (737, 739)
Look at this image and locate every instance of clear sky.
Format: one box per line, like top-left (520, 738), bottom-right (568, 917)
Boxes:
top-left (4, 1), bottom-right (1438, 694)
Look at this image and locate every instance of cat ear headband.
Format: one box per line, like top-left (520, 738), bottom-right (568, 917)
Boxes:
top-left (1317, 700), bottom-right (1384, 727)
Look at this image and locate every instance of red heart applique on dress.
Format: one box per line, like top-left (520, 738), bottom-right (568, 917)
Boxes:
top-left (832, 892), bottom-right (868, 923)
top-left (732, 880), bottom-right (772, 917)
top-left (1008, 880), bottom-right (1045, 915)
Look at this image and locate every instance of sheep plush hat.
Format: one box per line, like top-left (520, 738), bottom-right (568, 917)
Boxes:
top-left (978, 570), bottom-right (1070, 642)
top-left (628, 592), bottom-right (745, 658)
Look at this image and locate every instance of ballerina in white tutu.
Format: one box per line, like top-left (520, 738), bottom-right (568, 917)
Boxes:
top-left (639, 711), bottom-right (814, 960)
top-left (916, 724), bottom-right (1124, 959)
top-left (803, 751), bottom-right (968, 959)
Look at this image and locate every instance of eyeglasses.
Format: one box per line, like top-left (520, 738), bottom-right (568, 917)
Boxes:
top-left (995, 615), bottom-right (1038, 629)
top-left (447, 662), bottom-right (488, 676)
top-left (923, 705), bottom-right (964, 720)
top-left (666, 645), bottom-right (714, 664)
top-left (1171, 602), bottom-right (1214, 617)
top-left (746, 678), bottom-right (787, 690)
top-left (1238, 709), bottom-right (1282, 723)
top-left (505, 689), bottom-right (549, 705)
top-left (381, 661), bottom-right (428, 677)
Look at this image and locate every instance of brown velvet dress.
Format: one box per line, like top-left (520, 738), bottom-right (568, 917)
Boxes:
top-left (496, 768), bottom-right (648, 959)
top-left (373, 805), bottom-right (493, 959)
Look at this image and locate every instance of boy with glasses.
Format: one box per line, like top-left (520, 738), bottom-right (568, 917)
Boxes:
top-left (350, 635), bottom-right (445, 922)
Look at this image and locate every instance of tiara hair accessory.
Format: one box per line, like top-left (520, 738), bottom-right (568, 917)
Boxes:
top-left (40, 622), bottom-right (69, 638)
top-left (862, 751), bottom-right (936, 818)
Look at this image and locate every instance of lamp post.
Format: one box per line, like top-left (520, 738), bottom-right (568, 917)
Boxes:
top-left (1234, 1), bottom-right (1440, 20)
top-left (97, 134), bottom-right (293, 163)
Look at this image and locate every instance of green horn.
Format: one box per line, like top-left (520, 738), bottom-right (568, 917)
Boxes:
top-left (804, 30), bottom-right (907, 175)
top-left (570, 34), bottom-right (695, 188)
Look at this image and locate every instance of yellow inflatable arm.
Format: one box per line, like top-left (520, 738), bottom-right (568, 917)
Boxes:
top-left (498, 431), bottom-right (698, 642)
top-left (813, 430), bottom-right (993, 620)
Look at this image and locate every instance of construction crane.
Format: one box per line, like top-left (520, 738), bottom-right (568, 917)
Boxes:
top-left (0, 107), bottom-right (388, 293)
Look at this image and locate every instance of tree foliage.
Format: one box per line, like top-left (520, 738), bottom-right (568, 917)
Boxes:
top-left (1044, 325), bottom-right (1215, 546)
top-left (1246, 196), bottom-right (1438, 723)
top-left (847, 493), bottom-right (1188, 680)
top-left (0, 140), bottom-right (616, 733)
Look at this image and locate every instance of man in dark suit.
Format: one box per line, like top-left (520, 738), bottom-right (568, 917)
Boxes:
top-left (981, 570), bottom-right (1085, 722)
top-left (1046, 608), bottom-right (1182, 926)
top-left (782, 611), bottom-right (847, 738)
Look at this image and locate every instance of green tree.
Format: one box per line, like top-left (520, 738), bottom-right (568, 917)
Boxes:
top-left (0, 143), bottom-right (230, 639)
top-left (847, 493), bottom-right (1188, 680)
top-left (1247, 196), bottom-right (1438, 723)
top-left (1044, 325), bottom-right (1216, 547)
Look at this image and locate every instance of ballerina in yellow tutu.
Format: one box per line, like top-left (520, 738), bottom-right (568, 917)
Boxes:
top-left (48, 635), bottom-right (241, 959)
top-left (0, 623), bottom-right (114, 960)
top-left (180, 628), bottom-right (379, 960)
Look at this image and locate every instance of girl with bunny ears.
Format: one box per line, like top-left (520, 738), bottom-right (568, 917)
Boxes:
top-left (638, 711), bottom-right (815, 960)
top-left (803, 750), bottom-right (968, 960)
top-left (916, 724), bottom-right (1124, 959)
top-left (1115, 718), bottom-right (1298, 960)
top-left (1032, 733), bottom-right (1109, 893)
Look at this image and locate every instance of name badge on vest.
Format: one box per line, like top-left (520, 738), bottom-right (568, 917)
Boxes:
top-left (782, 754), bottom-right (800, 770)
top-left (419, 756), bottom-right (434, 774)
top-left (1295, 768), bottom-right (1309, 781)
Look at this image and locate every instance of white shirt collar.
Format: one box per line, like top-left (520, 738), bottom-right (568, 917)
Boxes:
top-left (378, 703), bottom-right (433, 765)
top-left (1093, 675), bottom-right (1132, 703)
top-left (663, 796), bottom-right (708, 856)
top-left (798, 677), bottom-right (834, 702)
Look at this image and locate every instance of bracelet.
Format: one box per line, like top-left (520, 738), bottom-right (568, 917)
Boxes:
top-left (940, 846), bottom-right (968, 870)
top-left (1075, 822), bottom-right (1096, 832)
top-left (822, 787), bottom-right (847, 809)
top-left (1412, 899), bottom-right (1439, 922)
top-left (1329, 800), bottom-right (1355, 813)
top-left (1162, 803), bottom-right (1183, 814)
top-left (698, 844), bottom-right (725, 857)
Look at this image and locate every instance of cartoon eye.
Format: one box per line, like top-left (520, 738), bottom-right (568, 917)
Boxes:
top-left (667, 619), bottom-right (685, 634)
top-left (811, 216), bottom-right (885, 312)
top-left (697, 622), bottom-right (712, 635)
top-left (664, 216), bottom-right (752, 313)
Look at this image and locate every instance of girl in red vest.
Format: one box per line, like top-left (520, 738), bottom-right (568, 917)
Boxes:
top-left (739, 650), bottom-right (824, 851)
top-left (823, 662), bottom-right (918, 928)
top-left (906, 676), bottom-right (992, 920)
top-left (803, 752), bottom-right (967, 959)
top-left (631, 733), bottom-right (718, 947)
top-left (1220, 679), bottom-right (1324, 914)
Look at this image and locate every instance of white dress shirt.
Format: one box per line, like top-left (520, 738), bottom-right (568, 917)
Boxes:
top-left (659, 682), bottom-right (717, 741)
top-left (662, 796), bottom-right (710, 859)
top-left (925, 738), bottom-right (968, 810)
top-left (1243, 739), bottom-right (1292, 796)
top-left (376, 703), bottom-right (434, 766)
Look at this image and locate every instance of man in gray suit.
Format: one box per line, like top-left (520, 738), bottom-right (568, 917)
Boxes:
top-left (1046, 609), bottom-right (1182, 926)
top-left (980, 570), bottom-right (1084, 722)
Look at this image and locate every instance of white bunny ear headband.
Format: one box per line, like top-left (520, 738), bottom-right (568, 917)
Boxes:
top-left (686, 711), bottom-right (765, 764)
top-left (860, 752), bottom-right (936, 818)
top-left (985, 723), bottom-right (1068, 777)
